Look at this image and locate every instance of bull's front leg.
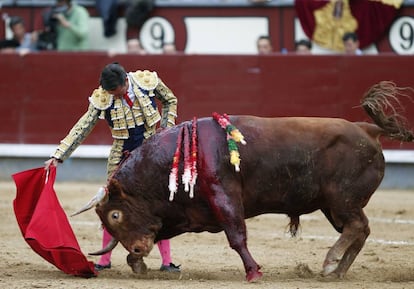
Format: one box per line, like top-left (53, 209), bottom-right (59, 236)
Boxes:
top-left (225, 223), bottom-right (263, 282)
top-left (207, 184), bottom-right (262, 282)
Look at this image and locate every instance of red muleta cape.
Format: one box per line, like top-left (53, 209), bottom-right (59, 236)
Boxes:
top-left (12, 166), bottom-right (97, 278)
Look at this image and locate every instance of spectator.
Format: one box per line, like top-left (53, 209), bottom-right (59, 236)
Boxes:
top-left (95, 0), bottom-right (154, 38)
top-left (96, 0), bottom-right (118, 38)
top-left (127, 38), bottom-right (147, 54)
top-left (295, 39), bottom-right (312, 55)
top-left (162, 42), bottom-right (177, 54)
top-left (256, 35), bottom-right (273, 54)
top-left (43, 0), bottom-right (90, 51)
top-left (342, 32), bottom-right (362, 55)
top-left (125, 0), bottom-right (154, 30)
top-left (7, 16), bottom-right (38, 55)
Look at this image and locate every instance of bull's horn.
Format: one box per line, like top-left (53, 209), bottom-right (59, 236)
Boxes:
top-left (88, 238), bottom-right (119, 256)
top-left (70, 186), bottom-right (107, 217)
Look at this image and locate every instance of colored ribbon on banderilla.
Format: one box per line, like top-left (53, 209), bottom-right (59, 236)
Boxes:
top-left (212, 112), bottom-right (246, 172)
top-left (168, 117), bottom-right (198, 201)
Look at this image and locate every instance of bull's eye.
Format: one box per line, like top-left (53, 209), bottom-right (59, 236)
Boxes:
top-left (108, 210), bottom-right (123, 226)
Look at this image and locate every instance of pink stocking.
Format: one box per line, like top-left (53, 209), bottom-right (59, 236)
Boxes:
top-left (157, 239), bottom-right (172, 265)
top-left (97, 227), bottom-right (113, 265)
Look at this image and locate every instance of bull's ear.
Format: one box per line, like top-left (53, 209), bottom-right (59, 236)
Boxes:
top-left (107, 179), bottom-right (123, 198)
top-left (107, 178), bottom-right (130, 200)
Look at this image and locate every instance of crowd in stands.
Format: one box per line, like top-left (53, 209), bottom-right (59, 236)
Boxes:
top-left (255, 34), bottom-right (360, 55)
top-left (0, 0), bottom-right (90, 53)
top-left (0, 0), bottom-right (179, 55)
top-left (0, 0), bottom-right (365, 56)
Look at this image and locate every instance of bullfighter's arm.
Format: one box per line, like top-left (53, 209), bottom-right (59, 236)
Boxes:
top-left (154, 78), bottom-right (178, 128)
top-left (52, 103), bottom-right (100, 161)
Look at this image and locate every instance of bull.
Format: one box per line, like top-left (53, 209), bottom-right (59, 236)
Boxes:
top-left (75, 81), bottom-right (413, 282)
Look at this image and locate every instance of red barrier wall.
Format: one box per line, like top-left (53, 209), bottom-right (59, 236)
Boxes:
top-left (1, 52), bottom-right (413, 149)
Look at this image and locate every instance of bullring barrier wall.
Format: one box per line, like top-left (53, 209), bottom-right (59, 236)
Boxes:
top-left (0, 53), bottom-right (413, 187)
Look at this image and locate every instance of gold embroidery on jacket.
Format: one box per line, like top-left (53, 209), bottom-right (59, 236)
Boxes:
top-left (130, 73), bottom-right (161, 128)
top-left (133, 70), bottom-right (159, 90)
top-left (89, 87), bottom-right (113, 110)
top-left (157, 79), bottom-right (178, 128)
top-left (107, 139), bottom-right (124, 177)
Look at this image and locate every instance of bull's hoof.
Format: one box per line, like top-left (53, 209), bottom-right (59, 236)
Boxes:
top-left (320, 270), bottom-right (341, 280)
top-left (246, 270), bottom-right (263, 282)
top-left (322, 261), bottom-right (339, 277)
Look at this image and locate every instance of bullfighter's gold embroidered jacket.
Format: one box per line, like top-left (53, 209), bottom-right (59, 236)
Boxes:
top-left (52, 70), bottom-right (177, 174)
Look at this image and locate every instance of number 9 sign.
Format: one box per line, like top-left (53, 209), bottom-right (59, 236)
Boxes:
top-left (139, 17), bottom-right (175, 54)
top-left (389, 16), bottom-right (414, 55)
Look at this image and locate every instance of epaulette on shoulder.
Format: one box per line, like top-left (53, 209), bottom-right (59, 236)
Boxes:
top-left (89, 87), bottom-right (113, 110)
top-left (131, 70), bottom-right (159, 91)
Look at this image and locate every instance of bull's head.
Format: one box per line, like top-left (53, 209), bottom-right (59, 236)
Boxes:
top-left (73, 179), bottom-right (162, 262)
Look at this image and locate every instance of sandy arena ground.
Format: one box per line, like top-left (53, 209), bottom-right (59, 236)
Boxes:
top-left (1, 181), bottom-right (414, 289)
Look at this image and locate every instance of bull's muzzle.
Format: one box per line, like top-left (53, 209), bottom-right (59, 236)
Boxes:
top-left (127, 236), bottom-right (155, 258)
top-left (71, 186), bottom-right (108, 217)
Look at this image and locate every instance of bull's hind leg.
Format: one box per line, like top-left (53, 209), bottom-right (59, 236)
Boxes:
top-left (206, 184), bottom-right (262, 282)
top-left (322, 209), bottom-right (370, 278)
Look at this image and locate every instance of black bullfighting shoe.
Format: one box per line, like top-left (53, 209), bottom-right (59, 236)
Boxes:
top-left (94, 262), bottom-right (111, 271)
top-left (160, 262), bottom-right (181, 272)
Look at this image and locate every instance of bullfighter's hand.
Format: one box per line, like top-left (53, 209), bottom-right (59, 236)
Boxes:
top-left (156, 127), bottom-right (166, 133)
top-left (44, 158), bottom-right (59, 170)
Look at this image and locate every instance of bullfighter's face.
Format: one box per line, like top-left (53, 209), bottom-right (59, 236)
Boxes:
top-left (95, 180), bottom-right (161, 259)
top-left (106, 78), bottom-right (128, 98)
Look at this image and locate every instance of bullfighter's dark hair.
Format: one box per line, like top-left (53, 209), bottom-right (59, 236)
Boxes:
top-left (100, 62), bottom-right (127, 91)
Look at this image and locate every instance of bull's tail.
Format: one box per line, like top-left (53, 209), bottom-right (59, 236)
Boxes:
top-left (361, 81), bottom-right (414, 142)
